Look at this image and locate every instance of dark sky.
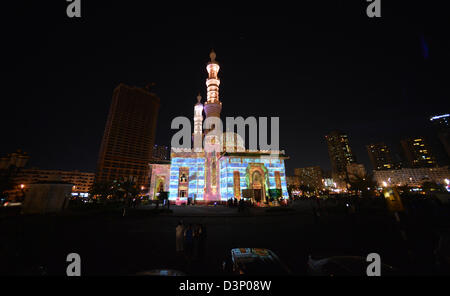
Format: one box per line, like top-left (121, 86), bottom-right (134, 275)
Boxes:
top-left (2, 1), bottom-right (449, 175)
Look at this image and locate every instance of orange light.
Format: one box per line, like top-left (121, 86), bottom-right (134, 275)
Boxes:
top-left (20, 184), bottom-right (25, 189)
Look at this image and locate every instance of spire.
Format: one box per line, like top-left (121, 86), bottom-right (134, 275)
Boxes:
top-left (209, 49), bottom-right (216, 63)
top-left (205, 50), bottom-right (221, 105)
top-left (196, 93), bottom-right (202, 104)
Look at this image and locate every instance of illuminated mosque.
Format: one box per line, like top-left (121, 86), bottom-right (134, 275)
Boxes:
top-left (149, 51), bottom-right (289, 205)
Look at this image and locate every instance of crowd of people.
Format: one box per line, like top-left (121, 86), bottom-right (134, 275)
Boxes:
top-left (226, 198), bottom-right (253, 212)
top-left (175, 221), bottom-right (207, 261)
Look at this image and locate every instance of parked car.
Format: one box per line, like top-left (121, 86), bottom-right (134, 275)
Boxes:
top-left (307, 255), bottom-right (398, 276)
top-left (223, 248), bottom-right (291, 275)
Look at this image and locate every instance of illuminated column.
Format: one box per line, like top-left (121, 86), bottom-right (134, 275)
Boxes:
top-left (204, 50), bottom-right (222, 116)
top-left (204, 50), bottom-right (222, 202)
top-left (193, 94), bottom-right (203, 152)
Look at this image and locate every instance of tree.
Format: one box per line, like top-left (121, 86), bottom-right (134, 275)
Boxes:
top-left (299, 184), bottom-right (315, 195)
top-left (348, 173), bottom-right (377, 197)
top-left (0, 168), bottom-right (17, 202)
top-left (119, 178), bottom-right (140, 207)
top-left (89, 181), bottom-right (114, 202)
top-left (268, 189), bottom-right (282, 202)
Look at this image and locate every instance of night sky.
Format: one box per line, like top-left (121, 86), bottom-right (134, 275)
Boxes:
top-left (2, 1), bottom-right (449, 175)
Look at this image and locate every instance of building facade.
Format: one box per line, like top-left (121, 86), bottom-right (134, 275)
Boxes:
top-left (373, 166), bottom-right (450, 187)
top-left (293, 166), bottom-right (323, 190)
top-left (366, 143), bottom-right (394, 170)
top-left (346, 163), bottom-right (367, 182)
top-left (148, 163), bottom-right (171, 200)
top-left (95, 83), bottom-right (160, 189)
top-left (400, 137), bottom-right (436, 168)
top-left (14, 168), bottom-right (95, 194)
top-left (149, 51), bottom-right (289, 205)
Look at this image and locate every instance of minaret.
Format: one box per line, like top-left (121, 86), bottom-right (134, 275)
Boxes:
top-left (203, 50), bottom-right (222, 202)
top-left (204, 49), bottom-right (222, 120)
top-left (193, 94), bottom-right (203, 152)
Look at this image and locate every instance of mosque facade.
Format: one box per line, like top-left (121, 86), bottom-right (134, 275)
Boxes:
top-left (149, 51), bottom-right (289, 205)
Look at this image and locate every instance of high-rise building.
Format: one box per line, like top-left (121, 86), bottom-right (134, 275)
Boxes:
top-left (366, 143), bottom-right (394, 170)
top-left (294, 166), bottom-right (323, 190)
top-left (400, 137), bottom-right (436, 168)
top-left (430, 114), bottom-right (450, 160)
top-left (325, 131), bottom-right (356, 187)
top-left (95, 83), bottom-right (160, 189)
top-left (152, 145), bottom-right (169, 161)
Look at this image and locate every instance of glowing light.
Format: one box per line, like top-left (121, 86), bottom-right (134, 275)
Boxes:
top-left (430, 114), bottom-right (449, 121)
top-left (20, 184), bottom-right (25, 189)
top-left (382, 181), bottom-right (388, 187)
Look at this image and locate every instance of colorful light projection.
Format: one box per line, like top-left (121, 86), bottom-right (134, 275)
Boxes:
top-left (169, 157), bottom-right (205, 201)
top-left (219, 156), bottom-right (289, 201)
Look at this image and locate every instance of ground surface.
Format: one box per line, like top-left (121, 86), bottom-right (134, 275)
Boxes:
top-left (0, 200), bottom-right (447, 275)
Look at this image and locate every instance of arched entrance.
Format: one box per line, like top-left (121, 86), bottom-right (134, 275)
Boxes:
top-left (154, 177), bottom-right (165, 199)
top-left (252, 170), bottom-right (264, 203)
top-left (245, 164), bottom-right (269, 204)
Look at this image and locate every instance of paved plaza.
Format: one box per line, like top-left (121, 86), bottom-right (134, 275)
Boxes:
top-left (0, 201), bottom-right (446, 275)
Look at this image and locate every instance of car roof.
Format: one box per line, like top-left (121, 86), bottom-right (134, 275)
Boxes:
top-left (231, 248), bottom-right (290, 274)
top-left (231, 248), bottom-right (274, 259)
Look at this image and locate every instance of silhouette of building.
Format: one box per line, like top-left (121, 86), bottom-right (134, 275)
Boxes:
top-left (95, 83), bottom-right (160, 189)
top-left (325, 131), bottom-right (356, 188)
top-left (346, 163), bottom-right (367, 182)
top-left (0, 150), bottom-right (30, 171)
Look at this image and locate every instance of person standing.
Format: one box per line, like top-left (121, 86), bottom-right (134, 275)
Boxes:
top-left (184, 224), bottom-right (194, 259)
top-left (175, 220), bottom-right (184, 252)
top-left (193, 224), bottom-right (201, 260)
top-left (198, 224), bottom-right (206, 261)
